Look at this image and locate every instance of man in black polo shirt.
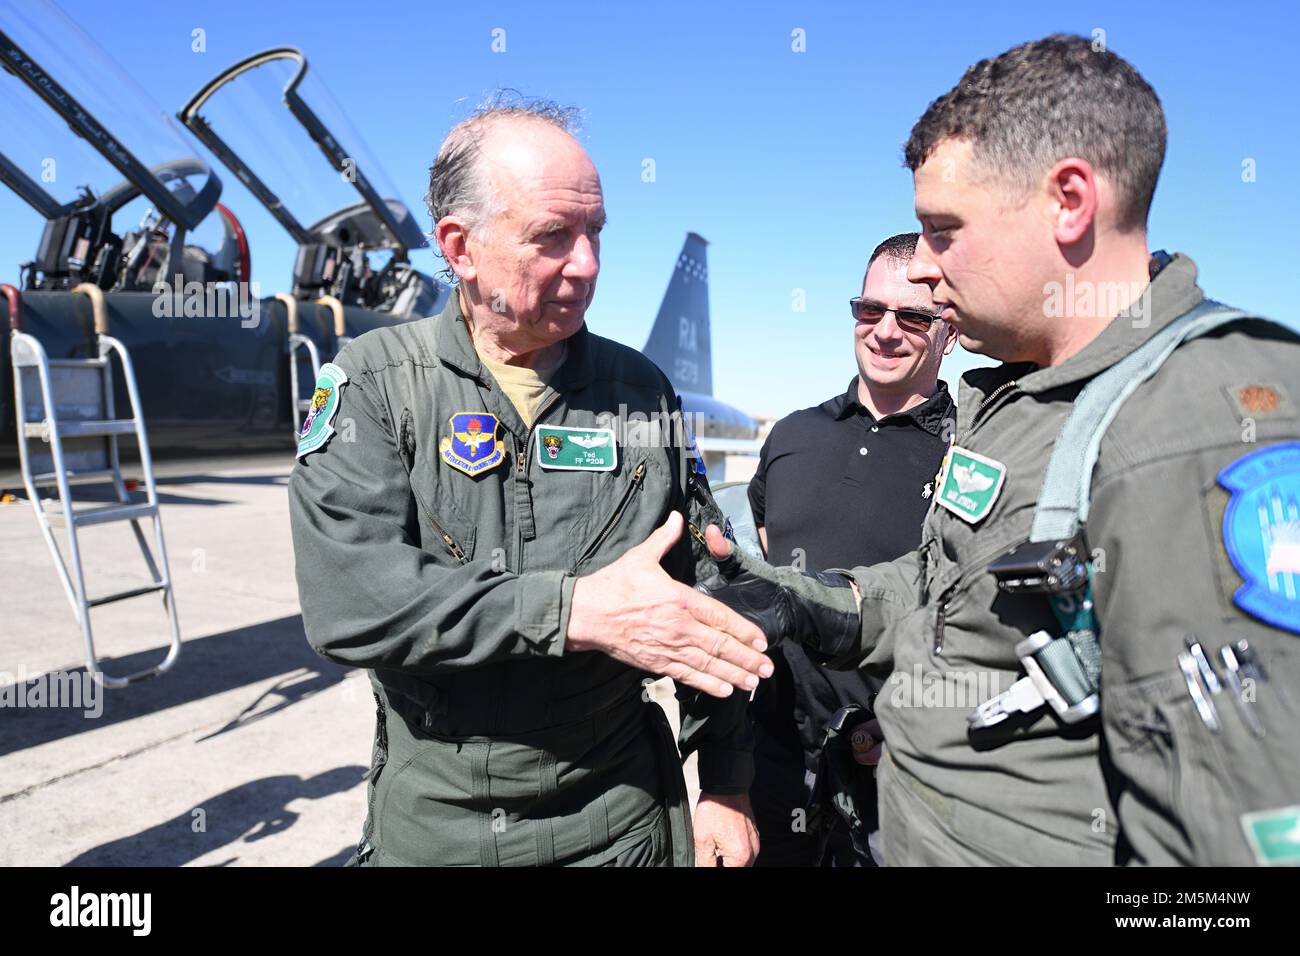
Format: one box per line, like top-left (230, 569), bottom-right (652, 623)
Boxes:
top-left (746, 232), bottom-right (957, 866)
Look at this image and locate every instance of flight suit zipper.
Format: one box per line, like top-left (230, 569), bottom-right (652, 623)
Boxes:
top-left (396, 409), bottom-right (467, 564)
top-left (933, 378), bottom-right (1020, 654)
top-left (575, 461), bottom-right (647, 569)
top-left (419, 501), bottom-right (467, 563)
top-left (965, 379), bottom-right (1019, 440)
top-left (513, 393), bottom-right (563, 573)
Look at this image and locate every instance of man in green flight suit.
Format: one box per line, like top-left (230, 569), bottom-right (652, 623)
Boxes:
top-left (700, 34), bottom-right (1300, 866)
top-left (289, 99), bottom-right (772, 866)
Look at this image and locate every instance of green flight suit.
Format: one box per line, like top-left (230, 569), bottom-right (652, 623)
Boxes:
top-left (288, 294), bottom-right (752, 866)
top-left (831, 253), bottom-right (1300, 865)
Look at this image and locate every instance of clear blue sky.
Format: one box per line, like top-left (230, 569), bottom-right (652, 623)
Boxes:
top-left (2, 0), bottom-right (1297, 419)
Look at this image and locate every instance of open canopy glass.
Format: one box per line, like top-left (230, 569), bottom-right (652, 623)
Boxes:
top-left (0, 0), bottom-right (219, 230)
top-left (179, 48), bottom-right (426, 256)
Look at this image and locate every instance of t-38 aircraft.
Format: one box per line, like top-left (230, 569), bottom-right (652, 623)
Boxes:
top-left (1, 1), bottom-right (756, 475)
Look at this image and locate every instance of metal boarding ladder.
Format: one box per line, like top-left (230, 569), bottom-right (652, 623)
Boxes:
top-left (282, 293), bottom-right (320, 436)
top-left (6, 282), bottom-right (182, 688)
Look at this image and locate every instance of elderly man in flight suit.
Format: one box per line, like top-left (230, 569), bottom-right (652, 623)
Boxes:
top-left (701, 34), bottom-right (1300, 865)
top-left (289, 101), bottom-right (771, 866)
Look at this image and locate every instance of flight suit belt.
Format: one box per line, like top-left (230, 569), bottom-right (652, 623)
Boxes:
top-left (384, 666), bottom-right (647, 736)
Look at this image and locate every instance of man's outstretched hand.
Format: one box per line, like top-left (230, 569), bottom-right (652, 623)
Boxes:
top-left (566, 512), bottom-right (774, 699)
top-left (698, 523), bottom-right (864, 662)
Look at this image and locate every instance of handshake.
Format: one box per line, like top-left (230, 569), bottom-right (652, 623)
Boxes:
top-left (567, 513), bottom-right (864, 701)
top-left (696, 522), bottom-right (863, 666)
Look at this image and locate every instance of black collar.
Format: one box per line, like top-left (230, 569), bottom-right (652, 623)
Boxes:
top-left (831, 376), bottom-right (955, 437)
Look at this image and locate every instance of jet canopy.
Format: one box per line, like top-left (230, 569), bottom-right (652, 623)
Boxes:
top-left (179, 47), bottom-right (426, 258)
top-left (0, 0), bottom-right (224, 288)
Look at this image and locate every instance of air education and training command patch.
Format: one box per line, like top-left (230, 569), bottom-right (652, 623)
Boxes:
top-left (935, 445), bottom-right (1007, 524)
top-left (1218, 441), bottom-right (1300, 635)
top-left (439, 412), bottom-right (506, 477)
top-left (296, 363), bottom-right (348, 460)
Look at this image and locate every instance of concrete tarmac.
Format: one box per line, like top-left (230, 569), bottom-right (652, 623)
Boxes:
top-left (0, 451), bottom-right (725, 866)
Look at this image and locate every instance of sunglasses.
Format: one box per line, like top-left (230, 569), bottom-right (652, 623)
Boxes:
top-left (849, 298), bottom-right (942, 334)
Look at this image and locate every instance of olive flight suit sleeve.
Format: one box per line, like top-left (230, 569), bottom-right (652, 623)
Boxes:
top-left (839, 549), bottom-right (922, 674)
top-left (665, 398), bottom-right (755, 795)
top-left (289, 364), bottom-right (573, 673)
top-left (1085, 345), bottom-right (1300, 865)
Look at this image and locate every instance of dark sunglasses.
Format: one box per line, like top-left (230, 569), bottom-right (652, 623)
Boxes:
top-left (849, 298), bottom-right (941, 334)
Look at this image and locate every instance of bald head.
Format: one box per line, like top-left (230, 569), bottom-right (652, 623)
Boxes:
top-left (426, 99), bottom-right (585, 255)
top-left (429, 98), bottom-right (606, 363)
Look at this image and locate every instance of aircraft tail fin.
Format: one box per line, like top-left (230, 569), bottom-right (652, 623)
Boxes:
top-left (642, 232), bottom-right (712, 396)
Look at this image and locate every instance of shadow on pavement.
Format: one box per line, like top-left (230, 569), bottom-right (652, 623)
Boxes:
top-left (65, 765), bottom-right (366, 866)
top-left (1, 615), bottom-right (350, 757)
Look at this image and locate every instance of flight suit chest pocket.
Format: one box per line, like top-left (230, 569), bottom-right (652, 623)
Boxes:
top-left (567, 447), bottom-right (671, 573)
top-left (397, 407), bottom-right (479, 565)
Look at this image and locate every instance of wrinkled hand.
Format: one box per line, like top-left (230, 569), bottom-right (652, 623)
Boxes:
top-left (698, 524), bottom-right (863, 662)
top-left (567, 512), bottom-right (773, 699)
top-left (694, 792), bottom-right (759, 867)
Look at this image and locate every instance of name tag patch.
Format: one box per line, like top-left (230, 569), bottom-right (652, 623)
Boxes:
top-left (935, 445), bottom-right (1007, 524)
top-left (536, 425), bottom-right (618, 471)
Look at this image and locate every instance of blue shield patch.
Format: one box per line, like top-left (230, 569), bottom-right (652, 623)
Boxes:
top-left (439, 412), bottom-right (506, 476)
top-left (1218, 441), bottom-right (1300, 634)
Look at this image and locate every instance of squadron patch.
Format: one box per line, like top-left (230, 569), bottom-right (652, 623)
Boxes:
top-left (1217, 441), bottom-right (1300, 634)
top-left (439, 412), bottom-right (506, 476)
top-left (934, 445), bottom-right (1007, 524)
top-left (535, 425), bottom-right (617, 471)
top-left (296, 363), bottom-right (348, 459)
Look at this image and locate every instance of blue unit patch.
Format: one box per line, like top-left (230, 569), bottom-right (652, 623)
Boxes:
top-left (1218, 441), bottom-right (1300, 634)
top-left (439, 412), bottom-right (506, 477)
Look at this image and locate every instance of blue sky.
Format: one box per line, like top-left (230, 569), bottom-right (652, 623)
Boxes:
top-left (2, 0), bottom-right (1296, 419)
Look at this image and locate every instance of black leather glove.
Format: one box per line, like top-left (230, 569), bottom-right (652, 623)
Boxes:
top-left (696, 543), bottom-right (862, 665)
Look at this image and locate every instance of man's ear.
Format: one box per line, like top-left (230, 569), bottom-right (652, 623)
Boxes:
top-left (434, 215), bottom-right (477, 283)
top-left (1045, 157), bottom-right (1098, 247)
top-left (941, 321), bottom-right (959, 355)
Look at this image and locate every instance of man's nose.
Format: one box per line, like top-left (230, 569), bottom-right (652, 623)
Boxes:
top-left (565, 233), bottom-right (600, 281)
top-left (907, 236), bottom-right (942, 286)
top-left (874, 310), bottom-right (904, 341)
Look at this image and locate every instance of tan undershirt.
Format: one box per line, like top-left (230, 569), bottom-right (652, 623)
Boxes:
top-left (480, 343), bottom-right (568, 428)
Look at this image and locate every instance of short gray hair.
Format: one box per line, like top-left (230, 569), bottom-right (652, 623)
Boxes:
top-left (425, 92), bottom-right (582, 277)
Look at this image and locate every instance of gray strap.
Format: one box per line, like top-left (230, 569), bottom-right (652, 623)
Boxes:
top-left (1029, 300), bottom-right (1252, 544)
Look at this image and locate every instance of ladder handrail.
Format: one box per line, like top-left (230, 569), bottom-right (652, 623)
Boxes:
top-left (8, 287), bottom-right (183, 688)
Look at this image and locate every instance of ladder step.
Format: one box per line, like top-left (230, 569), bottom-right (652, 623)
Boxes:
top-left (45, 501), bottom-right (157, 528)
top-left (87, 582), bottom-right (168, 608)
top-left (30, 468), bottom-right (121, 485)
top-left (46, 358), bottom-right (108, 368)
top-left (24, 419), bottom-right (136, 440)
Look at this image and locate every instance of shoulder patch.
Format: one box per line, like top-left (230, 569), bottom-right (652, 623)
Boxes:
top-left (296, 363), bottom-right (348, 459)
top-left (1218, 441), bottom-right (1300, 634)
